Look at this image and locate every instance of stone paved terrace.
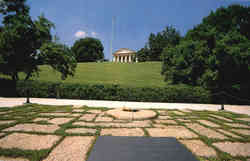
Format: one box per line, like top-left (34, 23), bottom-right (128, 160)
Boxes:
top-left (0, 104), bottom-right (250, 161)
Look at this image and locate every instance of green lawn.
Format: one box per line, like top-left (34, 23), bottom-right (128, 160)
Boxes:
top-left (27, 62), bottom-right (166, 88)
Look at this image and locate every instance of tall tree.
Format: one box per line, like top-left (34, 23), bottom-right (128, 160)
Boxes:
top-left (0, 0), bottom-right (76, 85)
top-left (162, 4), bottom-right (250, 102)
top-left (71, 37), bottom-right (104, 62)
top-left (147, 26), bottom-right (181, 61)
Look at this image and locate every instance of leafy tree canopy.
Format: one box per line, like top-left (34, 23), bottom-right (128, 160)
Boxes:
top-left (71, 37), bottom-right (104, 62)
top-left (0, 0), bottom-right (76, 83)
top-left (137, 26), bottom-right (181, 62)
top-left (162, 4), bottom-right (250, 100)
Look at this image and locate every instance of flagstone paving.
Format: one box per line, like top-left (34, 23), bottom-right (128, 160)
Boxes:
top-left (87, 110), bottom-right (103, 114)
top-left (48, 118), bottom-right (74, 125)
top-left (231, 129), bottom-right (250, 136)
top-left (73, 109), bottom-right (85, 113)
top-left (146, 126), bottom-right (198, 138)
top-left (33, 118), bottom-right (50, 122)
top-left (179, 140), bottom-right (217, 157)
top-left (210, 114), bottom-right (234, 122)
top-left (237, 117), bottom-right (250, 122)
top-left (176, 118), bottom-right (193, 123)
top-left (0, 120), bottom-right (16, 124)
top-left (224, 123), bottom-right (250, 128)
top-left (0, 104), bottom-right (250, 161)
top-left (101, 128), bottom-right (144, 136)
top-left (79, 114), bottom-right (96, 121)
top-left (171, 111), bottom-right (186, 115)
top-left (213, 142), bottom-right (250, 157)
top-left (0, 133), bottom-right (60, 150)
top-left (216, 129), bottom-right (242, 139)
top-left (95, 116), bottom-right (113, 122)
top-left (43, 136), bottom-right (94, 161)
top-left (65, 128), bottom-right (97, 134)
top-left (3, 124), bottom-right (59, 133)
top-left (0, 133), bottom-right (5, 137)
top-left (157, 115), bottom-right (172, 119)
top-left (0, 156), bottom-right (29, 161)
top-left (198, 120), bottom-right (221, 128)
top-left (154, 119), bottom-right (177, 124)
top-left (40, 113), bottom-right (72, 116)
top-left (186, 123), bottom-right (227, 139)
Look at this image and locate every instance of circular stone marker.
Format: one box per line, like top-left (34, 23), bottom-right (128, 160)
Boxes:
top-left (106, 108), bottom-right (157, 120)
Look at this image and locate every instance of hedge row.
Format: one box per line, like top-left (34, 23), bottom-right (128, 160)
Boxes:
top-left (0, 79), bottom-right (211, 103)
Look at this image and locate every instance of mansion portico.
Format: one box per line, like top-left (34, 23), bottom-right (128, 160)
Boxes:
top-left (113, 48), bottom-right (137, 63)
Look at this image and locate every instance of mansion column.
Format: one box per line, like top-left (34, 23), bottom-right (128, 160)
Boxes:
top-left (124, 56), bottom-right (127, 63)
top-left (129, 55), bottom-right (132, 62)
top-left (121, 56), bottom-right (123, 63)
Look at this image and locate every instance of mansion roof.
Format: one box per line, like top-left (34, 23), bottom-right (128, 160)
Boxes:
top-left (113, 48), bottom-right (136, 56)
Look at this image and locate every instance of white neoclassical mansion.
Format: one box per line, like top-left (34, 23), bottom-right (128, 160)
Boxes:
top-left (112, 48), bottom-right (138, 63)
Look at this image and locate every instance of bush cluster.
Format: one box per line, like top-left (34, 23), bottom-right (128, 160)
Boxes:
top-left (0, 80), bottom-right (211, 103)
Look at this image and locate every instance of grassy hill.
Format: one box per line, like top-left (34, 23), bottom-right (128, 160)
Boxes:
top-left (27, 62), bottom-right (166, 88)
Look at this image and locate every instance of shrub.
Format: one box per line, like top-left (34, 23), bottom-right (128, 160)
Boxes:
top-left (2, 80), bottom-right (211, 103)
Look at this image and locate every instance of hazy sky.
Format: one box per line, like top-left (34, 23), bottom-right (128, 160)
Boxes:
top-left (2, 0), bottom-right (250, 60)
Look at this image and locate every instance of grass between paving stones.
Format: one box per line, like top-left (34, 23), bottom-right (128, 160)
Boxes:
top-left (166, 110), bottom-right (250, 161)
top-left (0, 104), bottom-right (250, 161)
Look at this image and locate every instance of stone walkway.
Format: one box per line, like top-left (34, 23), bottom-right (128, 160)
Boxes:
top-left (1, 97), bottom-right (250, 115)
top-left (0, 104), bottom-right (250, 161)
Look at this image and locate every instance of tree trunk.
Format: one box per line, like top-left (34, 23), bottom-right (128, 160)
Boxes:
top-left (11, 73), bottom-right (18, 97)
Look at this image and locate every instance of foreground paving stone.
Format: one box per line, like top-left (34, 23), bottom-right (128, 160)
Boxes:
top-left (154, 120), bottom-right (177, 124)
top-left (147, 126), bottom-right (197, 138)
top-left (0, 156), bottom-right (29, 161)
top-left (224, 123), bottom-right (250, 128)
top-left (101, 128), bottom-right (144, 136)
top-left (73, 109), bottom-right (85, 113)
top-left (237, 117), bottom-right (250, 122)
top-left (153, 124), bottom-right (167, 128)
top-left (70, 113), bottom-right (81, 117)
top-left (156, 110), bottom-right (168, 115)
top-left (157, 115), bottom-right (172, 119)
top-left (48, 118), bottom-right (73, 125)
top-left (213, 142), bottom-right (250, 157)
top-left (95, 116), bottom-right (113, 122)
top-left (0, 133), bottom-right (60, 150)
top-left (180, 140), bottom-right (217, 157)
top-left (176, 118), bottom-right (192, 123)
top-left (186, 123), bottom-right (227, 139)
top-left (217, 129), bottom-right (242, 139)
top-left (0, 111), bottom-right (8, 115)
top-left (44, 136), bottom-right (94, 161)
top-left (171, 111), bottom-right (186, 115)
top-left (33, 118), bottom-right (50, 122)
top-left (198, 120), bottom-right (221, 128)
top-left (3, 124), bottom-right (59, 133)
top-left (231, 129), bottom-right (250, 136)
top-left (74, 120), bottom-right (152, 128)
top-left (210, 115), bottom-right (233, 122)
top-left (40, 113), bottom-right (71, 116)
top-left (65, 128), bottom-right (97, 134)
top-left (87, 110), bottom-right (103, 114)
top-left (0, 120), bottom-right (15, 124)
top-left (79, 114), bottom-right (96, 121)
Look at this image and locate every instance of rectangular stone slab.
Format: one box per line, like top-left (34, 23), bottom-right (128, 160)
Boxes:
top-left (87, 136), bottom-right (199, 161)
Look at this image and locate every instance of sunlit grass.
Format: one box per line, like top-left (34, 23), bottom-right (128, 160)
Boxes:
top-left (20, 62), bottom-right (167, 88)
